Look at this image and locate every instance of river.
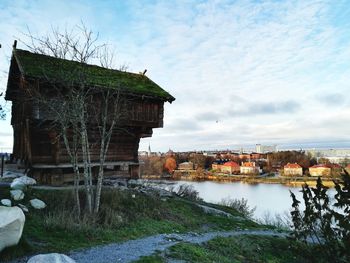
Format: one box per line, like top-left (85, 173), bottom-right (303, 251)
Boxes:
top-left (173, 181), bottom-right (336, 221)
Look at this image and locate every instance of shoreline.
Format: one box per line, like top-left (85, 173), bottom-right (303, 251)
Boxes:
top-left (142, 174), bottom-right (339, 187)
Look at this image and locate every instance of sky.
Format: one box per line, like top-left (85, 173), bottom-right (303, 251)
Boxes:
top-left (1, 0), bottom-right (350, 152)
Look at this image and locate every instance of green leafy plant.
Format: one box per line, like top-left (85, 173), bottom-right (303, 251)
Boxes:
top-left (290, 174), bottom-right (350, 262)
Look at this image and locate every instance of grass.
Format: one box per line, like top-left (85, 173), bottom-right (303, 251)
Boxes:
top-left (164, 235), bottom-right (320, 263)
top-left (15, 49), bottom-right (175, 101)
top-left (133, 254), bottom-right (165, 263)
top-left (0, 186), bottom-right (259, 261)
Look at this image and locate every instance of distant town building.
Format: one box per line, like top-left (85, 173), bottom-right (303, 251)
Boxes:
top-left (284, 163), bottom-right (303, 176)
top-left (309, 164), bottom-right (332, 177)
top-left (203, 151), bottom-right (217, 158)
top-left (256, 144), bottom-right (262, 154)
top-left (306, 149), bottom-right (350, 164)
top-left (138, 151), bottom-right (149, 157)
top-left (220, 161), bottom-right (240, 174)
top-left (240, 162), bottom-right (259, 175)
top-left (256, 144), bottom-right (277, 153)
top-left (178, 161), bottom-right (195, 170)
top-left (239, 153), bottom-right (251, 159)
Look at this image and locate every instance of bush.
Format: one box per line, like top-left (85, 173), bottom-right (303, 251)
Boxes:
top-left (258, 211), bottom-right (291, 230)
top-left (290, 175), bottom-right (350, 262)
top-left (219, 197), bottom-right (255, 219)
top-left (174, 184), bottom-right (201, 202)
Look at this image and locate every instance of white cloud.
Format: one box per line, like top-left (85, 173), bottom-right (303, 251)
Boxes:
top-left (1, 0), bottom-right (350, 152)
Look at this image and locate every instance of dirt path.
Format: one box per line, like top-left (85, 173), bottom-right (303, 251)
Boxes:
top-left (68, 229), bottom-right (289, 263)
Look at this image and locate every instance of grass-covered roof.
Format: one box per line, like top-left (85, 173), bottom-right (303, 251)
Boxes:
top-left (13, 49), bottom-right (175, 102)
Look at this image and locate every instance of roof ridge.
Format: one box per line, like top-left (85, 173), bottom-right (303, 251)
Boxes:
top-left (14, 48), bottom-right (140, 77)
top-left (12, 48), bottom-right (175, 102)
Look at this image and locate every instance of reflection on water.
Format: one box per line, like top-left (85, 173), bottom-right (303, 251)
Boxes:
top-left (175, 181), bottom-right (334, 220)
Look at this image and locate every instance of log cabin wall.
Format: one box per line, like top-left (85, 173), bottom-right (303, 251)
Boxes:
top-left (5, 48), bottom-right (175, 182)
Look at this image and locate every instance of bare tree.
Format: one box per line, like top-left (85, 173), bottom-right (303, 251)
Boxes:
top-left (0, 92), bottom-right (5, 120)
top-left (23, 24), bottom-right (124, 215)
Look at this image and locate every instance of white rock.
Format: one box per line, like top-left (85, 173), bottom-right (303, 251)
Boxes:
top-left (27, 253), bottom-right (76, 263)
top-left (17, 204), bottom-right (29, 213)
top-left (11, 176), bottom-right (36, 190)
top-left (0, 206), bottom-right (25, 252)
top-left (30, 198), bottom-right (46, 209)
top-left (3, 171), bottom-right (22, 179)
top-left (10, 190), bottom-right (25, 201)
top-left (1, 199), bottom-right (12, 207)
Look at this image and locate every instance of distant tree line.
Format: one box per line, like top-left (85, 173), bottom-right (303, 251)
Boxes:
top-left (267, 150), bottom-right (317, 169)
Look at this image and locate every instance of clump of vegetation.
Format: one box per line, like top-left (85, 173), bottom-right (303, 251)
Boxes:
top-left (167, 235), bottom-right (314, 263)
top-left (219, 197), bottom-right (256, 219)
top-left (174, 184), bottom-right (202, 202)
top-left (258, 211), bottom-right (291, 230)
top-left (290, 174), bottom-right (350, 262)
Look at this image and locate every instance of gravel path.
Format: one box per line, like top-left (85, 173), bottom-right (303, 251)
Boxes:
top-left (68, 229), bottom-right (289, 263)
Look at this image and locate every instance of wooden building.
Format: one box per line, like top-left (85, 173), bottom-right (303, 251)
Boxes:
top-left (5, 47), bottom-right (175, 184)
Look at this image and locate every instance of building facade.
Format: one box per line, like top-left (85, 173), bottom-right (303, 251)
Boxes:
top-left (220, 161), bottom-right (240, 174)
top-left (240, 162), bottom-right (259, 175)
top-left (309, 164), bottom-right (331, 177)
top-left (283, 163), bottom-right (303, 176)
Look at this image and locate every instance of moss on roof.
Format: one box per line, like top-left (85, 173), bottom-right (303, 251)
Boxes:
top-left (14, 49), bottom-right (175, 102)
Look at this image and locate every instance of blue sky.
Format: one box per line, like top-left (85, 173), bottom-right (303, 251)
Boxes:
top-left (1, 0), bottom-right (350, 152)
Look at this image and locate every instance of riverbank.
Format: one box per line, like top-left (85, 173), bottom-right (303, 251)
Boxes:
top-left (143, 174), bottom-right (338, 187)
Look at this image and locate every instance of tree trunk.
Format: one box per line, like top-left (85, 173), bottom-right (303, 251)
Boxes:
top-left (61, 127), bottom-right (81, 217)
top-left (80, 114), bottom-right (93, 214)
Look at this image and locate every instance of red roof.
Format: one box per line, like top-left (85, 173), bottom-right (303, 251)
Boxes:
top-left (284, 163), bottom-right (302, 169)
top-left (242, 162), bottom-right (255, 167)
top-left (223, 161), bottom-right (240, 167)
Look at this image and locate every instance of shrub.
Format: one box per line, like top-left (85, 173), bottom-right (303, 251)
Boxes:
top-left (290, 175), bottom-right (350, 262)
top-left (219, 197), bottom-right (255, 219)
top-left (174, 184), bottom-right (201, 202)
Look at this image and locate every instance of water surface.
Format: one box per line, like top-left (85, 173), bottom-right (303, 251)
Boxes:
top-left (174, 181), bottom-right (325, 220)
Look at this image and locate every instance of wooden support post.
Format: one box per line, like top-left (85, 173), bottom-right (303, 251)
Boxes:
top-left (25, 119), bottom-right (32, 165)
top-left (1, 155), bottom-right (4, 177)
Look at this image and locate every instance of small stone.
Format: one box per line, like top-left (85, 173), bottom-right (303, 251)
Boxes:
top-left (11, 175), bottom-right (36, 190)
top-left (10, 190), bottom-right (25, 201)
top-left (128, 179), bottom-right (138, 185)
top-left (1, 199), bottom-right (12, 207)
top-left (131, 194), bottom-right (136, 198)
top-left (27, 253), bottom-right (76, 263)
top-left (30, 199), bottom-right (46, 209)
top-left (17, 204), bottom-right (29, 213)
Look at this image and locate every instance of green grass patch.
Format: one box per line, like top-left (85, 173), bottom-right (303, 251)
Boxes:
top-left (167, 235), bottom-right (318, 263)
top-left (1, 187), bottom-right (257, 261)
top-left (133, 254), bottom-right (165, 263)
